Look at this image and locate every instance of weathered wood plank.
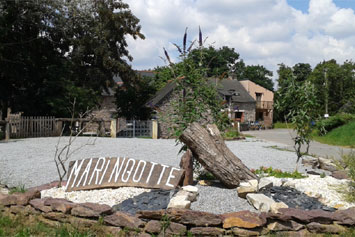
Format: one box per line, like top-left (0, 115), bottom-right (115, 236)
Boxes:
top-left (65, 157), bottom-right (185, 192)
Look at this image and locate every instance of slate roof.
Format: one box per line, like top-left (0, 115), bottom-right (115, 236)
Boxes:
top-left (146, 78), bottom-right (255, 108)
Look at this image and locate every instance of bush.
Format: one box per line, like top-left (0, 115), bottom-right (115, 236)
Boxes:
top-left (0, 130), bottom-right (4, 140)
top-left (222, 127), bottom-right (239, 140)
top-left (317, 113), bottom-right (355, 135)
top-left (333, 151), bottom-right (355, 203)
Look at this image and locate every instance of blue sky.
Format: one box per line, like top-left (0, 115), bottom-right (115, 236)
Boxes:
top-left (125, 0), bottom-right (355, 80)
top-left (288, 0), bottom-right (355, 13)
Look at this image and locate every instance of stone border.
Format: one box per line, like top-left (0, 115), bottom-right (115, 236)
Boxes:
top-left (0, 181), bottom-right (354, 236)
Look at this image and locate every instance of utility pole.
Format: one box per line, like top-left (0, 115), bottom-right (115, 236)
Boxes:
top-left (324, 68), bottom-right (329, 117)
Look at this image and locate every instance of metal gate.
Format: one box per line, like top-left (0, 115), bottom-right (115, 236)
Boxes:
top-left (117, 120), bottom-right (152, 138)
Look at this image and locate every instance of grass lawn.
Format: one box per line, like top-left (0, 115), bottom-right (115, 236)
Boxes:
top-left (313, 120), bottom-right (355, 147)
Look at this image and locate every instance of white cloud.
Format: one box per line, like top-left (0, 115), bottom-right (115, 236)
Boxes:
top-left (124, 0), bottom-right (355, 81)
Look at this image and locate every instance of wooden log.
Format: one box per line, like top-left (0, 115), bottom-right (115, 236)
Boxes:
top-left (179, 149), bottom-right (194, 186)
top-left (180, 122), bottom-right (257, 188)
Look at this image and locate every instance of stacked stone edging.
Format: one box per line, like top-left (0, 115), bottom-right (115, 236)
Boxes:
top-left (0, 182), bottom-right (354, 236)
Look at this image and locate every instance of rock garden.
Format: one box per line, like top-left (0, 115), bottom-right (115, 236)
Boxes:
top-left (0, 123), bottom-right (354, 236)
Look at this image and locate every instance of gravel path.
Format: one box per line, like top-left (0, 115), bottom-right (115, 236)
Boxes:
top-left (0, 136), bottom-right (315, 214)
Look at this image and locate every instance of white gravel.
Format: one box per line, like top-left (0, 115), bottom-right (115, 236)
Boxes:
top-left (41, 186), bottom-right (150, 207)
top-left (0, 136), bottom-right (349, 214)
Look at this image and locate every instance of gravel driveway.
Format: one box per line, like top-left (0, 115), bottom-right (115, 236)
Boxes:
top-left (0, 136), bottom-right (314, 214)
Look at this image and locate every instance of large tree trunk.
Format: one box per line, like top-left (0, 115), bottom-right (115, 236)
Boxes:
top-left (180, 122), bottom-right (257, 188)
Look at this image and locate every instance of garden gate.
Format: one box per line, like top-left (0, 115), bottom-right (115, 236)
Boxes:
top-left (117, 120), bottom-right (152, 138)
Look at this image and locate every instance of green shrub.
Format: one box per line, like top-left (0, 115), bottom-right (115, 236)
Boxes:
top-left (333, 151), bottom-right (355, 203)
top-left (222, 127), bottom-right (239, 140)
top-left (317, 113), bottom-right (355, 135)
top-left (252, 166), bottom-right (307, 179)
top-left (0, 130), bottom-right (4, 140)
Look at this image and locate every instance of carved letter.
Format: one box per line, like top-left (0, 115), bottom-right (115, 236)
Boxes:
top-left (99, 158), bottom-right (111, 185)
top-left (132, 160), bottom-right (147, 182)
top-left (121, 158), bottom-right (136, 182)
top-left (108, 157), bottom-right (126, 183)
top-left (88, 157), bottom-right (106, 185)
top-left (157, 164), bottom-right (168, 185)
top-left (166, 167), bottom-right (180, 187)
top-left (77, 158), bottom-right (93, 187)
top-left (146, 162), bottom-right (158, 184)
top-left (66, 159), bottom-right (85, 189)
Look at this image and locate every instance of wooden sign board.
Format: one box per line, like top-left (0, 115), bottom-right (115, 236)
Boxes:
top-left (65, 157), bottom-right (184, 192)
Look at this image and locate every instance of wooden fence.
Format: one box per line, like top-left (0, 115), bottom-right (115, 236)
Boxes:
top-left (8, 116), bottom-right (56, 138)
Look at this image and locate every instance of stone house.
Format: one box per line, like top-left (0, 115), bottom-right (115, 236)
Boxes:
top-left (146, 77), bottom-right (256, 138)
top-left (240, 80), bottom-right (274, 128)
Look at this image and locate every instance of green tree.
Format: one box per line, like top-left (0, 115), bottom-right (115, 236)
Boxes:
top-left (188, 46), bottom-right (240, 78)
top-left (275, 79), bottom-right (320, 169)
top-left (238, 65), bottom-right (274, 91)
top-left (162, 29), bottom-right (230, 138)
top-left (0, 0), bottom-right (144, 117)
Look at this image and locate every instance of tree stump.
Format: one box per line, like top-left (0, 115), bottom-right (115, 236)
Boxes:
top-left (180, 122), bottom-right (257, 188)
top-left (180, 149), bottom-right (194, 186)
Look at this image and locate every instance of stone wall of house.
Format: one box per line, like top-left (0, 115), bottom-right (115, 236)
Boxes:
top-left (156, 91), bottom-right (180, 139)
top-left (234, 102), bottom-right (256, 123)
top-left (85, 96), bottom-right (116, 134)
top-left (0, 182), bottom-right (354, 236)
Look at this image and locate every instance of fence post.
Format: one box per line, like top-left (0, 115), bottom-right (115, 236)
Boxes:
top-left (55, 120), bottom-right (63, 136)
top-left (110, 119), bottom-right (117, 138)
top-left (152, 120), bottom-right (158, 139)
top-left (133, 120), bottom-right (136, 138)
top-left (4, 108), bottom-right (11, 141)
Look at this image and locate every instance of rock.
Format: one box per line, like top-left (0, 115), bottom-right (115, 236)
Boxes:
top-left (101, 226), bottom-right (122, 236)
top-left (144, 220), bottom-right (163, 234)
top-left (190, 227), bottom-right (224, 236)
top-left (112, 189), bottom-right (173, 215)
top-left (334, 204), bottom-right (345, 209)
top-left (0, 190), bottom-right (40, 206)
top-left (248, 179), bottom-right (258, 188)
top-left (270, 202), bottom-right (288, 214)
top-left (136, 209), bottom-right (166, 220)
top-left (246, 193), bottom-right (276, 212)
top-left (29, 198), bottom-right (52, 213)
top-left (71, 202), bottom-right (112, 218)
top-left (9, 205), bottom-right (38, 216)
top-left (237, 186), bottom-right (257, 198)
top-left (174, 190), bottom-right (197, 202)
top-left (334, 207), bottom-right (355, 225)
top-left (318, 157), bottom-right (337, 172)
top-left (43, 212), bottom-right (68, 222)
top-left (221, 211), bottom-right (266, 229)
top-left (182, 185), bottom-right (198, 193)
top-left (0, 187), bottom-right (9, 195)
top-left (331, 170), bottom-right (349, 180)
top-left (68, 216), bottom-right (97, 228)
top-left (104, 211), bottom-right (144, 229)
top-left (307, 222), bottom-right (346, 233)
top-left (44, 198), bottom-right (76, 214)
top-left (267, 220), bottom-right (304, 231)
top-left (167, 208), bottom-right (222, 227)
top-left (277, 208), bottom-right (337, 224)
top-left (231, 227), bottom-right (261, 236)
top-left (258, 178), bottom-right (273, 191)
top-left (167, 195), bottom-right (191, 209)
top-left (144, 220), bottom-right (186, 235)
top-left (302, 157), bottom-right (318, 168)
top-left (37, 215), bottom-right (61, 227)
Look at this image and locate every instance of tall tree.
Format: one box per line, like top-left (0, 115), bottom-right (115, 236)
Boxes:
top-left (238, 65), bottom-right (274, 91)
top-left (188, 46), bottom-right (240, 78)
top-left (0, 0), bottom-right (144, 117)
